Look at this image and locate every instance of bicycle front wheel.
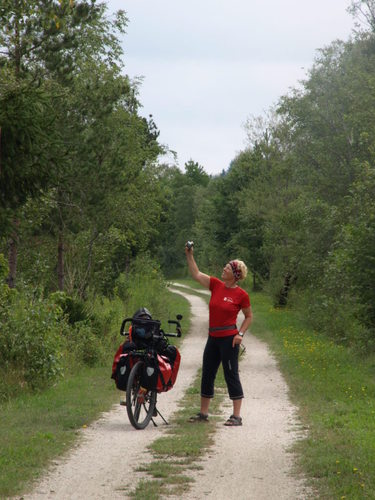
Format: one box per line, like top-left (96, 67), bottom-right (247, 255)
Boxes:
top-left (126, 360), bottom-right (157, 429)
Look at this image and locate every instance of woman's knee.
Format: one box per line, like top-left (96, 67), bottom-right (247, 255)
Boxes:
top-left (226, 378), bottom-right (244, 399)
top-left (223, 366), bottom-right (243, 399)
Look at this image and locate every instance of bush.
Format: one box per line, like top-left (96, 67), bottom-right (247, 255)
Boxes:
top-left (68, 321), bottom-right (106, 367)
top-left (0, 293), bottom-right (68, 390)
top-left (114, 253), bottom-right (169, 320)
top-left (0, 252), bottom-right (178, 399)
top-left (49, 291), bottom-right (89, 324)
top-left (293, 284), bottom-right (375, 354)
top-left (0, 253), bottom-right (16, 320)
top-left (49, 293), bottom-right (108, 367)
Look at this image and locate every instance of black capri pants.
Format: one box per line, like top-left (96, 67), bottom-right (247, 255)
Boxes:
top-left (201, 335), bottom-right (244, 400)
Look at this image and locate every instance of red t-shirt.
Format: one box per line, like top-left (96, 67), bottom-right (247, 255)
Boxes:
top-left (209, 277), bottom-right (251, 337)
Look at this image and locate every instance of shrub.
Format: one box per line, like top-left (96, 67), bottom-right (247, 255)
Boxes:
top-left (68, 321), bottom-right (106, 367)
top-left (0, 293), bottom-right (68, 390)
top-left (49, 291), bottom-right (89, 324)
top-left (114, 253), bottom-right (169, 320)
top-left (293, 283), bottom-right (375, 354)
top-left (0, 253), bottom-right (16, 319)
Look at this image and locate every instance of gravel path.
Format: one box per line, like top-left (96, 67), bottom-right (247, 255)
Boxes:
top-left (25, 285), bottom-right (309, 499)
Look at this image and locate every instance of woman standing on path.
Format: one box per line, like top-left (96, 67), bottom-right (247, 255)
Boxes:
top-left (185, 243), bottom-right (252, 426)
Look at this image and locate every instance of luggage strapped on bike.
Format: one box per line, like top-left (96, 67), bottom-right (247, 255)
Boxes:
top-left (113, 313), bottom-right (182, 429)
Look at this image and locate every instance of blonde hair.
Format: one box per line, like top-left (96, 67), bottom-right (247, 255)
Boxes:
top-left (233, 259), bottom-right (248, 280)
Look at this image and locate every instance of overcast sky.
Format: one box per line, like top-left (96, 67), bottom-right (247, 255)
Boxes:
top-left (104, 1), bottom-right (355, 175)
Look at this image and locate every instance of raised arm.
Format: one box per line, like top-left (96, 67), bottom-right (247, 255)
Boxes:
top-left (185, 245), bottom-right (210, 289)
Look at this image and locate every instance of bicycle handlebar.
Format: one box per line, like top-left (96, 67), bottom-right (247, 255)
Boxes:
top-left (120, 315), bottom-right (182, 338)
top-left (163, 331), bottom-right (181, 338)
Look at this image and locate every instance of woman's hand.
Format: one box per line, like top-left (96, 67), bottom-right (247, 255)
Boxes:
top-left (232, 334), bottom-right (243, 348)
top-left (185, 245), bottom-right (193, 256)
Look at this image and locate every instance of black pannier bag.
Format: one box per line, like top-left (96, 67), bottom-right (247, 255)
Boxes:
top-left (140, 354), bottom-right (159, 391)
top-left (115, 354), bottom-right (132, 391)
top-left (140, 345), bottom-right (181, 393)
top-left (140, 354), bottom-right (172, 392)
top-left (111, 341), bottom-right (136, 391)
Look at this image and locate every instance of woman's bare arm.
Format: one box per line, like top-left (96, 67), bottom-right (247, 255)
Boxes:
top-left (238, 306), bottom-right (252, 333)
top-left (232, 306), bottom-right (253, 347)
top-left (185, 246), bottom-right (210, 289)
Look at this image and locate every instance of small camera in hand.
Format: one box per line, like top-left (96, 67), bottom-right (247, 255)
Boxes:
top-left (186, 241), bottom-right (194, 250)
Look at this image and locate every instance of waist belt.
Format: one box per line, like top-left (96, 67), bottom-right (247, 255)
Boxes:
top-left (209, 324), bottom-right (237, 332)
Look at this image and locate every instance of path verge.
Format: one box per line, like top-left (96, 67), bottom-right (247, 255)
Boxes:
top-left (24, 291), bottom-right (208, 499)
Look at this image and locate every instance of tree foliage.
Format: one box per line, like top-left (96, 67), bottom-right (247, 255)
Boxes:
top-left (169, 21), bottom-right (375, 350)
top-left (0, 2), bottom-right (163, 294)
top-left (2, 1), bottom-right (375, 368)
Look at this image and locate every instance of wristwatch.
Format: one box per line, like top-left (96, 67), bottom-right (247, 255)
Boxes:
top-left (238, 332), bottom-right (244, 337)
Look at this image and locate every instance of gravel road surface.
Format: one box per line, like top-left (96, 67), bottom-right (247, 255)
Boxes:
top-left (25, 285), bottom-right (309, 499)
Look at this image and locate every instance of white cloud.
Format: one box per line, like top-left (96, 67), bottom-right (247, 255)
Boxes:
top-left (105, 0), bottom-right (354, 173)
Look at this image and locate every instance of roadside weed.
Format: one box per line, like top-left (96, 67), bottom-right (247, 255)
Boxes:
top-left (251, 292), bottom-right (375, 498)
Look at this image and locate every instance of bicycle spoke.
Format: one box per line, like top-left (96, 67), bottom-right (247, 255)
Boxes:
top-left (134, 402), bottom-right (141, 421)
top-left (126, 360), bottom-right (156, 429)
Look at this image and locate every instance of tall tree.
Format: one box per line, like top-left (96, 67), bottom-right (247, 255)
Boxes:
top-left (0, 0), bottom-right (99, 286)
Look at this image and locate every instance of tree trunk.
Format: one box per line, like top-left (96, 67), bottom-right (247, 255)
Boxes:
top-left (277, 272), bottom-right (296, 307)
top-left (58, 231), bottom-right (64, 291)
top-left (78, 229), bottom-right (99, 299)
top-left (0, 126), bottom-right (2, 176)
top-left (6, 6), bottom-right (22, 290)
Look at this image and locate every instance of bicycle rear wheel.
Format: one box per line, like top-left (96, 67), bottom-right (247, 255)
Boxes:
top-left (126, 360), bottom-right (157, 429)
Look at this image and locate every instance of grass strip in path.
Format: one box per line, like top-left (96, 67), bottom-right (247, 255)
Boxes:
top-left (129, 369), bottom-right (226, 499)
top-left (251, 291), bottom-right (375, 499)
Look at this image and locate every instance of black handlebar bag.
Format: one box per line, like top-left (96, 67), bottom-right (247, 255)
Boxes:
top-left (131, 318), bottom-right (161, 349)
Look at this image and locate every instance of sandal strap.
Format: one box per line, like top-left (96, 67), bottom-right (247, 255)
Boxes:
top-left (189, 412), bottom-right (209, 422)
top-left (225, 415), bottom-right (242, 426)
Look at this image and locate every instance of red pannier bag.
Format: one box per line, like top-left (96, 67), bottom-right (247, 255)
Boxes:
top-left (156, 348), bottom-right (181, 393)
top-left (170, 348), bottom-right (181, 386)
top-left (156, 355), bottom-right (172, 393)
top-left (111, 343), bottom-right (124, 378)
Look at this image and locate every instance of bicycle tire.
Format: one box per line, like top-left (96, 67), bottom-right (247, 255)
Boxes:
top-left (126, 360), bottom-right (157, 430)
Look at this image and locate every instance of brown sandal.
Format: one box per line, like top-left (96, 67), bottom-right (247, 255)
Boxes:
top-left (224, 415), bottom-right (242, 426)
top-left (189, 412), bottom-right (209, 422)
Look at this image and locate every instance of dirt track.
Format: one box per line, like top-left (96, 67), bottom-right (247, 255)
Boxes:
top-left (25, 285), bottom-right (309, 499)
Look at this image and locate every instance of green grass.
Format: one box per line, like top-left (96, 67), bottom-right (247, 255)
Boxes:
top-left (251, 291), bottom-right (375, 499)
top-left (0, 365), bottom-right (117, 497)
